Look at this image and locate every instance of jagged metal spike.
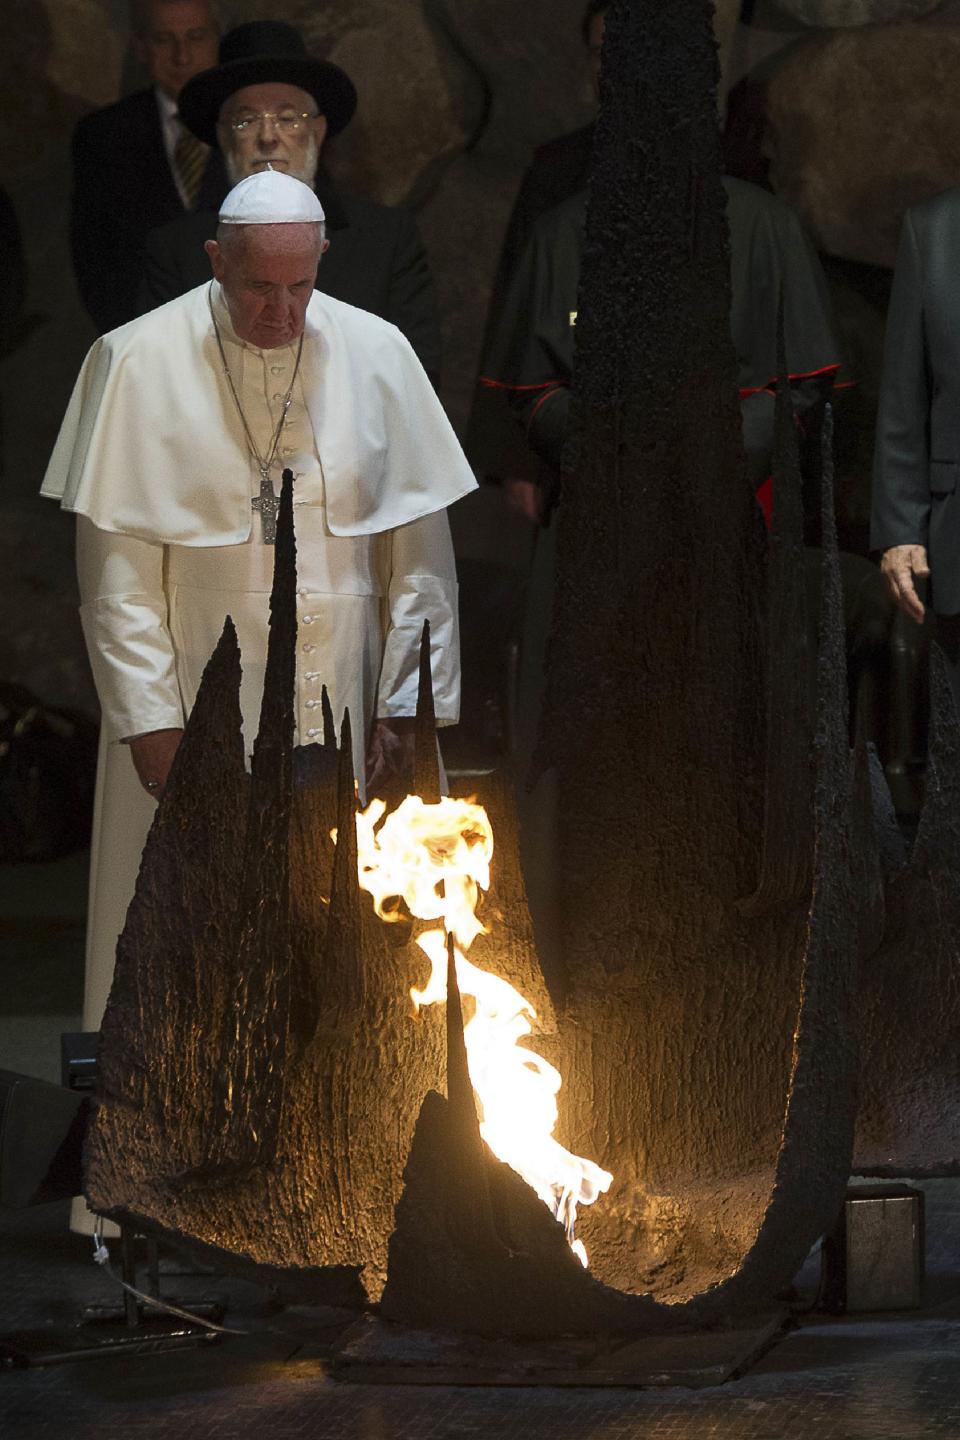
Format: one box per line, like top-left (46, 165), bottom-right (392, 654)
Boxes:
top-left (533, 0), bottom-right (869, 1316)
top-left (435, 928), bottom-right (498, 1239)
top-left (414, 618), bottom-right (441, 804)
top-left (250, 467), bottom-right (296, 787)
top-left (322, 684), bottom-right (336, 750)
top-left (445, 930), bottom-right (480, 1137)
top-left (289, 669), bottom-right (341, 1052)
top-left (852, 634), bottom-right (960, 1173)
top-left (744, 397), bottom-right (861, 1301)
top-left (89, 615), bottom-right (248, 1196)
top-left (381, 935), bottom-right (666, 1340)
top-left (738, 288), bottom-right (813, 915)
top-left (206, 467), bottom-right (297, 1169)
top-left (333, 707), bottom-right (358, 898)
top-left (321, 707), bottom-right (365, 1010)
top-left (338, 709), bottom-right (355, 815)
top-left (907, 642), bottom-right (960, 875)
top-left (815, 405), bottom-right (848, 743)
top-left (850, 732), bottom-right (886, 961)
top-left (838, 410), bottom-right (885, 959)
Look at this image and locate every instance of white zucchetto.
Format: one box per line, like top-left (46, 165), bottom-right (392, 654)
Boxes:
top-left (218, 169), bottom-right (326, 226)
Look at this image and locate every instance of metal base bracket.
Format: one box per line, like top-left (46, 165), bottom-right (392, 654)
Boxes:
top-left (0, 1315), bottom-right (221, 1368)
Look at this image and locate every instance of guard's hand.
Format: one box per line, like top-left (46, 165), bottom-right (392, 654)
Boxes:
top-left (365, 717), bottom-right (417, 798)
top-left (504, 478), bottom-right (543, 524)
top-left (127, 728), bottom-right (184, 801)
top-left (880, 544), bottom-right (930, 624)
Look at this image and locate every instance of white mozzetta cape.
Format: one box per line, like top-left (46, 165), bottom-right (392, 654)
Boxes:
top-left (42, 283), bottom-right (476, 544)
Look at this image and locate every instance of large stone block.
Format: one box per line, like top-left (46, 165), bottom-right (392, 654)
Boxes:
top-left (429, 0), bottom-right (595, 163)
top-left (765, 22), bottom-right (960, 266)
top-left (772, 0), bottom-right (943, 24)
top-left (45, 0), bottom-right (126, 108)
top-left (0, 2), bottom-right (90, 183)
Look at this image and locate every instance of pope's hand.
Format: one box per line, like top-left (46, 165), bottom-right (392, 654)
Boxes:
top-left (365, 717), bottom-right (416, 798)
top-left (880, 544), bottom-right (930, 624)
top-left (127, 728), bottom-right (185, 801)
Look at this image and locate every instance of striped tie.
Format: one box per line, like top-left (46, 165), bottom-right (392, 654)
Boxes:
top-left (173, 126), bottom-right (208, 210)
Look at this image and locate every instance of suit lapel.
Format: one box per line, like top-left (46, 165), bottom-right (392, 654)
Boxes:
top-left (133, 90), bottom-right (183, 214)
top-left (196, 149), bottom-right (229, 211)
top-left (137, 90), bottom-right (226, 216)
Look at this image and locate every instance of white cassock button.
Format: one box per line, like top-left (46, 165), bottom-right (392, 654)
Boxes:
top-left (306, 727), bottom-right (319, 737)
top-left (305, 699), bottom-right (318, 709)
top-left (271, 365), bottom-right (284, 375)
top-left (302, 643), bottom-right (315, 653)
top-left (302, 615), bottom-right (313, 624)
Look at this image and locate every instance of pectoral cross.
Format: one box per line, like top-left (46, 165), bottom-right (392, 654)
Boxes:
top-left (252, 471), bottom-right (279, 545)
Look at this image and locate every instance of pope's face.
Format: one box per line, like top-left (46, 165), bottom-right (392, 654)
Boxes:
top-left (218, 82), bottom-right (328, 187)
top-left (206, 224), bottom-right (323, 349)
top-left (134, 0), bottom-right (219, 101)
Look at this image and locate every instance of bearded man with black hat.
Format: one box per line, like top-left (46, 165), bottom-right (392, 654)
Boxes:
top-left (139, 20), bottom-right (441, 383)
top-left (41, 170), bottom-right (475, 1169)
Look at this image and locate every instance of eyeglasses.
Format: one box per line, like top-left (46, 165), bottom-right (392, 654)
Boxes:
top-left (227, 110), bottom-right (317, 134)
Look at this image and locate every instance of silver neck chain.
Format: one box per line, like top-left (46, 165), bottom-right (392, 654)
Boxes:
top-left (209, 284), bottom-right (306, 483)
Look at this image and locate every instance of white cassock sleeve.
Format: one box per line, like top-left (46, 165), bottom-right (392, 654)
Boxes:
top-left (76, 516), bottom-right (185, 741)
top-left (376, 508), bottom-right (460, 724)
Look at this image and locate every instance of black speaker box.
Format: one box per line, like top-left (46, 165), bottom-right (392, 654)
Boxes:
top-left (0, 1070), bottom-right (87, 1207)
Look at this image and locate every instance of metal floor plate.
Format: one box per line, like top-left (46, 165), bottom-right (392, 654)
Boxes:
top-left (1, 1182), bottom-right (960, 1437)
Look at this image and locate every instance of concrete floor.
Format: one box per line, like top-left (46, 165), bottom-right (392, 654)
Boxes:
top-left (2, 849), bottom-right (960, 1438)
top-left (2, 1200), bottom-right (960, 1439)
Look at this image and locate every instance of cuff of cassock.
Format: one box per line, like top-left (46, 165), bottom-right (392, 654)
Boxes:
top-left (376, 577), bottom-right (460, 724)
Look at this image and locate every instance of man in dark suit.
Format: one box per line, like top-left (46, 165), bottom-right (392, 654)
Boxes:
top-left (872, 190), bottom-right (960, 647)
top-left (140, 22), bottom-right (441, 385)
top-left (70, 0), bottom-right (223, 333)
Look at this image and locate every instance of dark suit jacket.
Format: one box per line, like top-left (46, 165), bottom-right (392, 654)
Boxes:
top-left (872, 187), bottom-right (960, 615)
top-left (70, 88), bottom-right (225, 335)
top-left (139, 169), bottom-right (441, 385)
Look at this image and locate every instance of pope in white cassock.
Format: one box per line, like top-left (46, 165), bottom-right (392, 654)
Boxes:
top-left (42, 169), bottom-right (477, 1038)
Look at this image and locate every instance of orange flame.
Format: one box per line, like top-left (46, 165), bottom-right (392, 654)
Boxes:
top-left (355, 794), bottom-right (612, 1265)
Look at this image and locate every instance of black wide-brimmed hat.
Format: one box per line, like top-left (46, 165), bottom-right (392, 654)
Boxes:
top-left (178, 21), bottom-right (358, 145)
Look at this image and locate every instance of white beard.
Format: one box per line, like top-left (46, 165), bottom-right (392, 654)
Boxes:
top-left (225, 134), bottom-right (319, 188)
